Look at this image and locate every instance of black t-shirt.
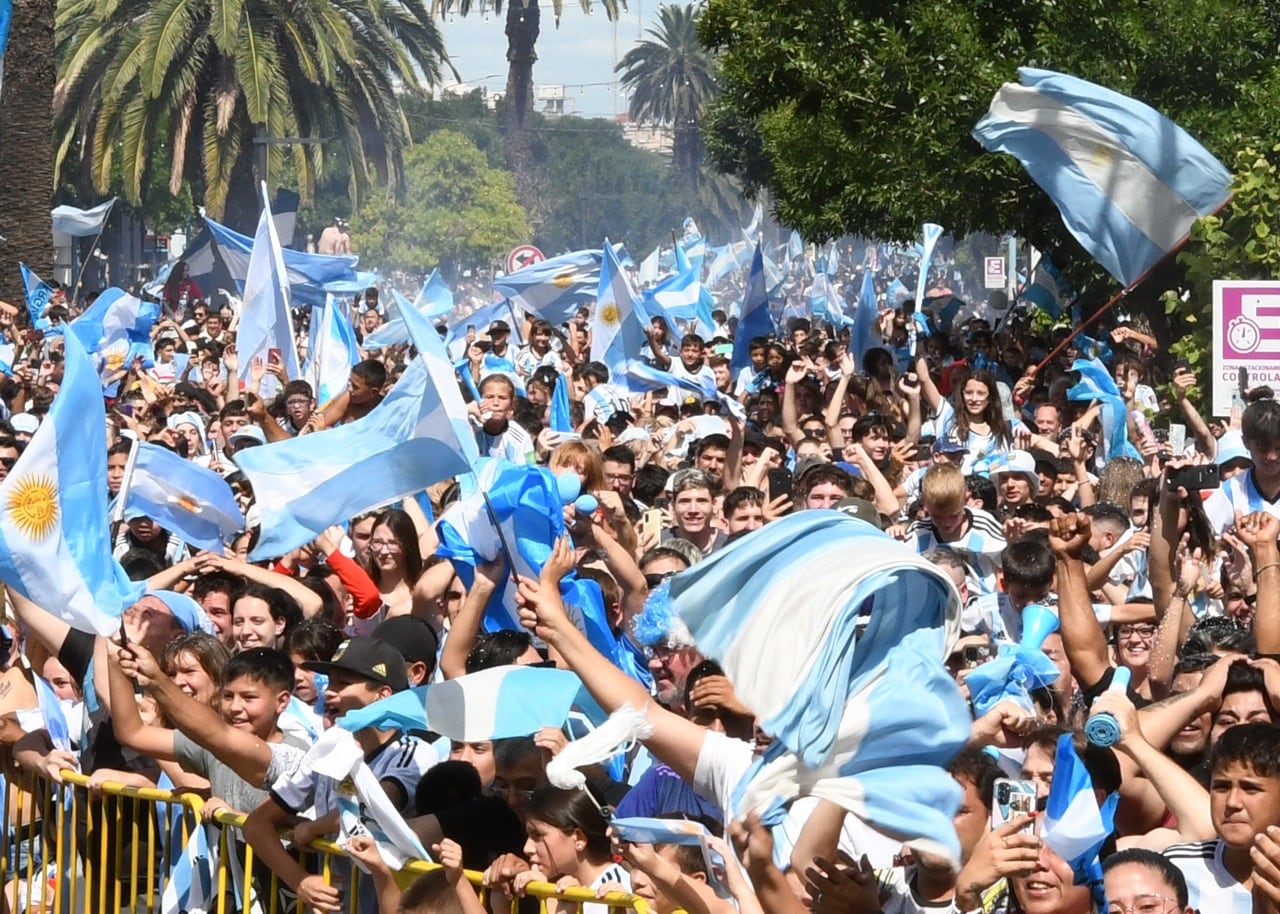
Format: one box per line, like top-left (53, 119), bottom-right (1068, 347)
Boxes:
top-left (58, 629), bottom-right (157, 777)
top-left (435, 795), bottom-right (528, 871)
top-left (1079, 664), bottom-right (1152, 710)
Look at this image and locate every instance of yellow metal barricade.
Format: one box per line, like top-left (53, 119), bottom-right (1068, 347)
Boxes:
top-left (2, 769), bottom-right (659, 914)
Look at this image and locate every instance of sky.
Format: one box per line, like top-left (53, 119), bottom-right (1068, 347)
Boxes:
top-left (435, 1), bottom-right (652, 119)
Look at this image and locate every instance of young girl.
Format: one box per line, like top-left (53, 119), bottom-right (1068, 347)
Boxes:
top-left (916, 352), bottom-right (1015, 472)
top-left (357, 508), bottom-right (424, 633)
top-left (514, 786), bottom-right (630, 914)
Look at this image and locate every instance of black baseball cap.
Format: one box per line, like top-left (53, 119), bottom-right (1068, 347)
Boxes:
top-left (489, 319), bottom-right (511, 336)
top-left (304, 636), bottom-right (408, 691)
top-left (372, 617), bottom-right (439, 675)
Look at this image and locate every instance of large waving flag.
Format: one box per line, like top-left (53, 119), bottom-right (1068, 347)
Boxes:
top-left (51, 199), bottom-right (115, 240)
top-left (19, 263), bottom-right (53, 331)
top-left (706, 241), bottom-right (750, 287)
top-left (913, 223), bottom-right (945, 309)
top-left (236, 285), bottom-right (478, 559)
top-left (731, 245), bottom-right (774, 374)
top-left (236, 186), bottom-right (302, 391)
top-left (644, 264), bottom-right (716, 338)
top-left (662, 512), bottom-right (970, 865)
top-left (362, 270), bottom-right (455, 350)
top-left (69, 286), bottom-right (161, 362)
top-left (590, 238), bottom-right (650, 372)
top-left (1067, 358), bottom-right (1140, 462)
top-left (306, 294), bottom-right (360, 408)
top-left (0, 330), bottom-right (143, 634)
top-left (198, 215), bottom-right (360, 307)
top-left (492, 248), bottom-right (602, 326)
top-left (973, 68), bottom-right (1232, 287)
top-left (118, 440), bottom-right (244, 553)
top-left (1041, 733), bottom-right (1117, 908)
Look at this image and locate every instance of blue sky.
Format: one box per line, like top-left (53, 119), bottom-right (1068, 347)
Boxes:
top-left (436, 2), bottom-right (651, 119)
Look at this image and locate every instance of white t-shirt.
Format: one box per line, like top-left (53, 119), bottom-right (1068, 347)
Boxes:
top-left (1165, 839), bottom-right (1252, 914)
top-left (270, 729), bottom-right (439, 818)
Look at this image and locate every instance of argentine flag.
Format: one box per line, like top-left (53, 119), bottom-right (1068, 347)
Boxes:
top-left (664, 511), bottom-right (970, 865)
top-left (1041, 733), bottom-right (1117, 906)
top-left (644, 264), bottom-right (716, 338)
top-left (913, 223), bottom-right (945, 308)
top-left (731, 244), bottom-right (774, 374)
top-left (306, 294), bottom-right (359, 408)
top-left (590, 238), bottom-right (649, 375)
top-left (973, 68), bottom-right (1231, 287)
top-left (19, 263), bottom-right (53, 331)
top-left (119, 440), bottom-right (244, 553)
top-left (425, 665), bottom-right (585, 742)
top-left (69, 286), bottom-right (161, 363)
top-left (236, 284), bottom-right (478, 559)
top-left (492, 248), bottom-right (603, 325)
top-left (236, 184), bottom-right (302, 393)
top-left (0, 330), bottom-right (143, 634)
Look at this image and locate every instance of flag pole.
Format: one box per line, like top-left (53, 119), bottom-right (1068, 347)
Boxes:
top-left (1032, 196), bottom-right (1234, 375)
top-left (111, 432), bottom-right (142, 525)
top-left (71, 199), bottom-right (117, 299)
top-left (481, 491), bottom-right (522, 589)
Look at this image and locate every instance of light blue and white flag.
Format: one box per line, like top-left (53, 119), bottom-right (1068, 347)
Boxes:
top-left (662, 511), bottom-right (970, 865)
top-left (731, 245), bottom-right (774, 374)
top-left (200, 215), bottom-right (360, 307)
top-left (119, 440), bottom-right (243, 553)
top-left (644, 264), bottom-right (715, 338)
top-left (69, 286), bottom-right (161, 358)
top-left (19, 263), bottom-right (53, 331)
top-left (236, 290), bottom-right (479, 559)
top-left (160, 822), bottom-right (218, 914)
top-left (887, 277), bottom-right (911, 307)
top-left (681, 217), bottom-right (706, 271)
top-left (787, 230), bottom-right (805, 262)
top-left (549, 374), bottom-right (574, 434)
top-left (0, 330), bottom-right (142, 634)
top-left (492, 248), bottom-right (602, 326)
top-left (1020, 255), bottom-right (1074, 319)
top-left (591, 238), bottom-right (650, 373)
top-left (963, 642), bottom-right (1061, 716)
top-left (913, 223), bottom-right (945, 309)
top-left (637, 247), bottom-right (661, 286)
top-left (236, 185), bottom-right (301, 391)
top-left (1041, 733), bottom-right (1117, 908)
top-left (808, 273), bottom-right (849, 329)
top-left (419, 269), bottom-right (455, 319)
top-left (1067, 358), bottom-right (1140, 463)
top-left (337, 686), bottom-right (430, 735)
top-left (306, 294), bottom-right (360, 408)
top-left (973, 68), bottom-right (1232, 287)
top-left (705, 242), bottom-right (750, 287)
top-left (51, 199), bottom-right (116, 239)
top-left (445, 298), bottom-right (515, 360)
top-left (425, 665), bottom-right (584, 742)
top-left (743, 202), bottom-right (763, 241)
top-left (849, 267), bottom-right (878, 362)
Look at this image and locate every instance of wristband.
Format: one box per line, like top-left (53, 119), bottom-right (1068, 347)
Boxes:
top-left (1256, 561), bottom-right (1280, 580)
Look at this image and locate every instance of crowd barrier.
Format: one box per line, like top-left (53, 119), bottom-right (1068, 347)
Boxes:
top-left (0, 768), bottom-right (659, 914)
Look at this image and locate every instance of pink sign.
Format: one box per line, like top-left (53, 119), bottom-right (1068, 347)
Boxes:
top-left (1213, 280), bottom-right (1280, 415)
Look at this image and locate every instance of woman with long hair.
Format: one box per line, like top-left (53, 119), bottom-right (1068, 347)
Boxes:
top-left (915, 352), bottom-right (1014, 471)
top-left (514, 785), bottom-right (630, 913)
top-left (357, 508), bottom-right (424, 633)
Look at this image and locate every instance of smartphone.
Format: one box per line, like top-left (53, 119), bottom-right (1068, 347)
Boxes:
top-left (1168, 422), bottom-right (1187, 456)
top-left (1167, 463), bottom-right (1221, 492)
top-left (991, 779), bottom-right (1037, 832)
top-left (902, 371), bottom-right (920, 390)
top-left (1234, 366), bottom-right (1249, 410)
top-left (962, 643), bottom-right (992, 669)
top-left (767, 467), bottom-right (793, 501)
top-left (639, 508), bottom-right (663, 542)
top-left (118, 403), bottom-right (134, 418)
top-left (915, 435), bottom-right (936, 462)
top-left (267, 347), bottom-right (283, 364)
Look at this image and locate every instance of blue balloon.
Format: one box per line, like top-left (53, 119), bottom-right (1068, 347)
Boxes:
top-left (555, 472), bottom-right (582, 505)
top-left (575, 494), bottom-right (598, 515)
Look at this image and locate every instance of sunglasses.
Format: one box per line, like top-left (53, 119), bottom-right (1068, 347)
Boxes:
top-left (644, 571), bottom-right (675, 588)
top-left (0, 457), bottom-right (14, 469)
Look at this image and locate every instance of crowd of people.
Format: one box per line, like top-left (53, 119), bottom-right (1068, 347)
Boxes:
top-left (3, 258), bottom-right (1280, 914)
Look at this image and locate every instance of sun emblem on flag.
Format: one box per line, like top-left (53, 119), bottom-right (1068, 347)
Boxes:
top-left (6, 475), bottom-right (58, 540)
top-left (552, 271), bottom-right (578, 289)
top-left (600, 303), bottom-right (620, 325)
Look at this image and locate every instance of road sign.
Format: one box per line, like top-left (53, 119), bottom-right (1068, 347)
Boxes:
top-left (1213, 280), bottom-right (1280, 415)
top-left (983, 256), bottom-right (1006, 290)
top-left (507, 245), bottom-right (545, 273)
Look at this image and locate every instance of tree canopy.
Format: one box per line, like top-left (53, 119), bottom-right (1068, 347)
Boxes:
top-left (700, 0), bottom-right (1280, 266)
top-left (349, 130), bottom-right (529, 274)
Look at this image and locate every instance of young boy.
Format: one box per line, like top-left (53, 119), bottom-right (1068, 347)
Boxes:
top-left (109, 644), bottom-right (309, 816)
top-left (473, 374), bottom-right (535, 465)
top-left (242, 637), bottom-right (438, 913)
top-left (1164, 721), bottom-right (1280, 911)
top-left (906, 462), bottom-right (1007, 595)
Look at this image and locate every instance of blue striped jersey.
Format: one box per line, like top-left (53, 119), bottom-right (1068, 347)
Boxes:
top-left (907, 507), bottom-right (1007, 594)
top-left (1204, 469), bottom-right (1280, 535)
top-left (1164, 839), bottom-right (1252, 914)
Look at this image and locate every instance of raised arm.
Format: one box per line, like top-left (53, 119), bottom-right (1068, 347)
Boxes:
top-left (1172, 369), bottom-right (1215, 458)
top-left (438, 559), bottom-right (503, 680)
top-left (780, 361), bottom-right (809, 446)
top-left (912, 351), bottom-right (943, 414)
top-left (6, 588), bottom-right (71, 660)
top-left (198, 552), bottom-right (323, 618)
top-left (106, 641), bottom-right (179, 762)
top-left (517, 537), bottom-right (709, 785)
top-left (1048, 513), bottom-right (1111, 691)
top-left (1237, 511), bottom-right (1280, 655)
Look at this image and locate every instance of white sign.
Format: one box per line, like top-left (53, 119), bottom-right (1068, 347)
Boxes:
top-left (983, 256), bottom-right (1006, 290)
top-left (1212, 280), bottom-right (1280, 415)
top-left (506, 245), bottom-right (545, 274)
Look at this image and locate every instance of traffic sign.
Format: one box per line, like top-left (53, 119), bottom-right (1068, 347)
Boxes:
top-left (507, 244), bottom-right (545, 273)
top-left (983, 256), bottom-right (1006, 290)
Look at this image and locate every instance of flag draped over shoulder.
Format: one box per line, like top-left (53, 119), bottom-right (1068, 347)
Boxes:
top-left (0, 330), bottom-right (143, 634)
top-left (120, 440), bottom-right (244, 553)
top-left (663, 512), bottom-right (970, 865)
top-left (973, 67), bottom-right (1231, 287)
top-left (236, 291), bottom-right (478, 559)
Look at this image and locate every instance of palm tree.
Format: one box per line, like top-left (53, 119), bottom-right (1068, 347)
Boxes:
top-left (428, 0), bottom-right (621, 211)
top-left (0, 0), bottom-right (57, 304)
top-left (615, 3), bottom-right (716, 188)
top-left (54, 0), bottom-right (456, 230)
